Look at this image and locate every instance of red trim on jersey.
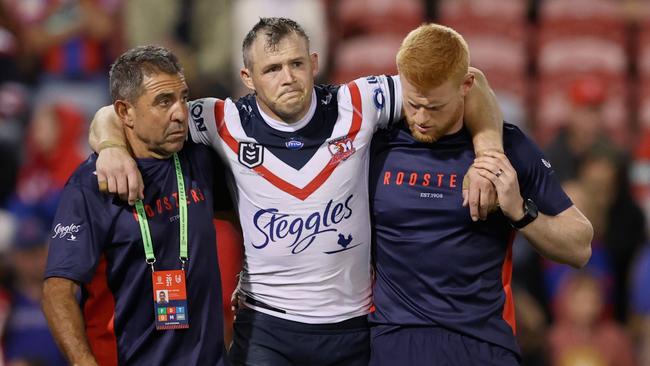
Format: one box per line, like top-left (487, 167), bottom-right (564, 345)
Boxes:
top-left (83, 256), bottom-right (118, 365)
top-left (216, 82), bottom-right (364, 201)
top-left (501, 231), bottom-right (517, 334)
top-left (214, 99), bottom-right (226, 132)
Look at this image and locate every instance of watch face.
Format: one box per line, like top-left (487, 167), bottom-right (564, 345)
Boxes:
top-left (525, 199), bottom-right (539, 218)
top-left (511, 199), bottom-right (539, 229)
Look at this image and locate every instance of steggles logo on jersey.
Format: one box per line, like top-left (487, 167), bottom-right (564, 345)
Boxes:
top-left (239, 142), bottom-right (264, 169)
top-left (323, 233), bottom-right (361, 254)
top-left (52, 223), bottom-right (80, 241)
top-left (252, 194), bottom-right (355, 254)
top-left (327, 136), bottom-right (356, 164)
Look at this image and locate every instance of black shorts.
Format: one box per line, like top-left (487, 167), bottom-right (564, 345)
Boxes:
top-left (229, 308), bottom-right (370, 366)
top-left (369, 325), bottom-right (520, 366)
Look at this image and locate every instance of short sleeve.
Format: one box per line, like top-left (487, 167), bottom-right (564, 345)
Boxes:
top-left (507, 125), bottom-right (573, 216)
top-left (187, 98), bottom-right (224, 148)
top-left (347, 75), bottom-right (402, 131)
top-left (44, 184), bottom-right (111, 284)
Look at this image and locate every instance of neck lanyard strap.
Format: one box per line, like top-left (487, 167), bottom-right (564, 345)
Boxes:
top-left (135, 153), bottom-right (188, 270)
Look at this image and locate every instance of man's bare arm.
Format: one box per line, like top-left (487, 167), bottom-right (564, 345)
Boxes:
top-left (42, 277), bottom-right (99, 366)
top-left (461, 67), bottom-right (504, 220)
top-left (89, 106), bottom-right (143, 205)
top-left (518, 206), bottom-right (592, 268)
top-left (465, 67), bottom-right (503, 154)
top-left (88, 105), bottom-right (125, 151)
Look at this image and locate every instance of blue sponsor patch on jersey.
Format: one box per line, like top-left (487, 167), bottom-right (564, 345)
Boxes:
top-left (285, 138), bottom-right (304, 150)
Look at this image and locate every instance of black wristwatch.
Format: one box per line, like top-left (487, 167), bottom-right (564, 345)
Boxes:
top-left (509, 198), bottom-right (538, 229)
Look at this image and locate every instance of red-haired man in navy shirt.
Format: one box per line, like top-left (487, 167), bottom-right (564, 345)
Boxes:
top-left (368, 24), bottom-right (594, 365)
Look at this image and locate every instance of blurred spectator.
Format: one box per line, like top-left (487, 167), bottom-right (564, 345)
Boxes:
top-left (544, 76), bottom-right (615, 183)
top-left (0, 1), bottom-right (31, 208)
top-left (580, 149), bottom-right (646, 322)
top-left (2, 217), bottom-right (66, 366)
top-left (542, 178), bottom-right (614, 317)
top-left (547, 271), bottom-right (637, 366)
top-left (0, 210), bottom-right (17, 254)
top-left (514, 286), bottom-right (549, 366)
top-left (6, 102), bottom-right (85, 224)
top-left (632, 130), bottom-right (650, 240)
top-left (0, 211), bottom-right (14, 365)
top-left (542, 150), bottom-right (645, 322)
top-left (603, 158), bottom-right (647, 322)
top-left (122, 0), bottom-right (234, 98)
top-left (0, 0), bottom-right (20, 83)
top-left (630, 244), bottom-right (650, 365)
top-left (0, 82), bottom-right (29, 207)
top-left (2, 0), bottom-right (119, 116)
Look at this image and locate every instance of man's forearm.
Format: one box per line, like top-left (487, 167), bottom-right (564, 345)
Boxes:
top-left (42, 277), bottom-right (98, 366)
top-left (465, 67), bottom-right (503, 154)
top-left (89, 105), bottom-right (126, 152)
top-left (521, 206), bottom-right (593, 268)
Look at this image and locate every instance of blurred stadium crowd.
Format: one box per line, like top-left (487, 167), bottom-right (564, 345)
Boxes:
top-left (1, 0), bottom-right (650, 365)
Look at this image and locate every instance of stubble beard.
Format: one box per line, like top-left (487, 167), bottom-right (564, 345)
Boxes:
top-left (407, 102), bottom-right (464, 144)
top-left (275, 92), bottom-right (309, 123)
top-left (408, 125), bottom-right (437, 143)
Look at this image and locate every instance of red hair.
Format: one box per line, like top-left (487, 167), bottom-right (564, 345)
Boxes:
top-left (396, 23), bottom-right (470, 90)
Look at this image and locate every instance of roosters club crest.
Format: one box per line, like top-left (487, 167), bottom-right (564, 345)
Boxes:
top-left (238, 142), bottom-right (264, 169)
top-left (327, 136), bottom-right (356, 164)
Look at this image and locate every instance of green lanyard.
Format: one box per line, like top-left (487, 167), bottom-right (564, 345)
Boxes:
top-left (135, 153), bottom-right (188, 271)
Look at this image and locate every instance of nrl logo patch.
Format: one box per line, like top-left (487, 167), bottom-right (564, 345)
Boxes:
top-left (238, 142), bottom-right (264, 169)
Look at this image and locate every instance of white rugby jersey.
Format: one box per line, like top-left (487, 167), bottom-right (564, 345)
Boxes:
top-left (189, 76), bottom-right (402, 323)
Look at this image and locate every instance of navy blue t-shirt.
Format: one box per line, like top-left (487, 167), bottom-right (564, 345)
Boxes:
top-left (368, 122), bottom-right (572, 356)
top-left (45, 141), bottom-right (229, 365)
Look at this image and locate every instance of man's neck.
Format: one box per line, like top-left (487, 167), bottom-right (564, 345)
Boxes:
top-left (446, 114), bottom-right (464, 136)
top-left (257, 89), bottom-right (317, 132)
top-left (126, 133), bottom-right (173, 160)
top-left (257, 88), bottom-right (315, 125)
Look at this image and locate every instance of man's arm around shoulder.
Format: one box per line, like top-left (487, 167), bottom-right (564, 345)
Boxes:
top-left (462, 67), bottom-right (504, 220)
top-left (465, 67), bottom-right (503, 154)
top-left (89, 105), bottom-right (143, 205)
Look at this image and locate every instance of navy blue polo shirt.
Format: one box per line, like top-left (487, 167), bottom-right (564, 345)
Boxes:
top-left (368, 122), bottom-right (572, 356)
top-left (45, 141), bottom-right (229, 365)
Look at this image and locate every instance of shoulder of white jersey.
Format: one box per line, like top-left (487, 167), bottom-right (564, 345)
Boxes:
top-left (187, 97), bottom-right (238, 146)
top-left (338, 75), bottom-right (402, 129)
